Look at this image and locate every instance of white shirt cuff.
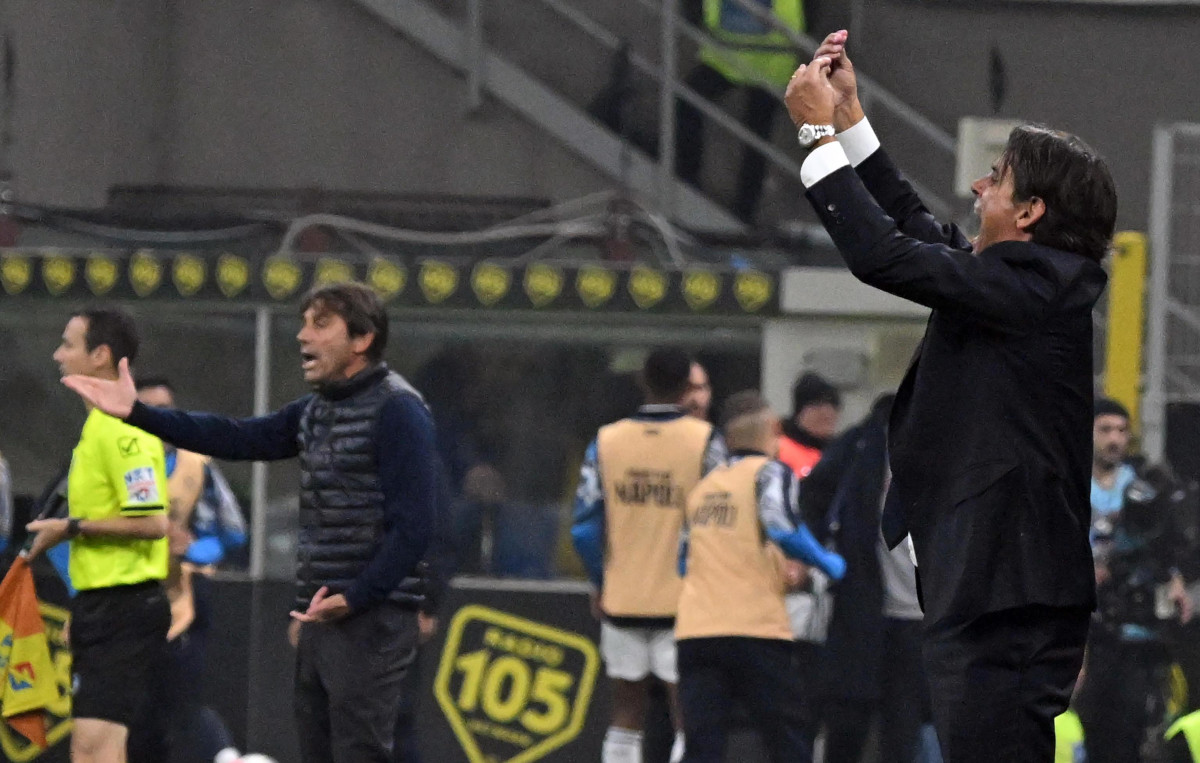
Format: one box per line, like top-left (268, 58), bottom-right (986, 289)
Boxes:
top-left (800, 141), bottom-right (850, 189)
top-left (837, 117), bottom-right (881, 167)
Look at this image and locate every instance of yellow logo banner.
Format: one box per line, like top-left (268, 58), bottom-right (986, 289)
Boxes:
top-left (434, 606), bottom-right (599, 763)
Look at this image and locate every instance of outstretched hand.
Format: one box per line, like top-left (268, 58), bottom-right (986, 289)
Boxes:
top-left (784, 56), bottom-right (836, 129)
top-left (813, 30), bottom-right (864, 131)
top-left (62, 357), bottom-right (138, 419)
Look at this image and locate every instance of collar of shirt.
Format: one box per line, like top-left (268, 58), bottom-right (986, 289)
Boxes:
top-left (632, 404), bottom-right (687, 421)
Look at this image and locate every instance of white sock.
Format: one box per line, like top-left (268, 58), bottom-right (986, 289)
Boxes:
top-left (669, 731), bottom-right (686, 763)
top-left (603, 727), bottom-right (644, 763)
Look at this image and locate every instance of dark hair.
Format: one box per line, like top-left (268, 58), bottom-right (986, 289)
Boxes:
top-left (642, 348), bottom-right (693, 402)
top-left (72, 307), bottom-right (139, 369)
top-left (135, 376), bottom-right (174, 393)
top-left (791, 372), bottom-right (840, 416)
top-left (1000, 125), bottom-right (1117, 263)
top-left (720, 389), bottom-right (770, 429)
top-left (1095, 397), bottom-right (1131, 422)
top-left (300, 282), bottom-right (388, 362)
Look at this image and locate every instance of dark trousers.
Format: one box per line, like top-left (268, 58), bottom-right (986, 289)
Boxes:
top-left (922, 605), bottom-right (1090, 763)
top-left (128, 574), bottom-right (233, 763)
top-left (391, 642), bottom-right (426, 763)
top-left (1076, 636), bottom-right (1172, 763)
top-left (677, 636), bottom-right (811, 763)
top-left (295, 604), bottom-right (419, 763)
top-left (823, 618), bottom-right (926, 763)
top-left (675, 63), bottom-right (779, 223)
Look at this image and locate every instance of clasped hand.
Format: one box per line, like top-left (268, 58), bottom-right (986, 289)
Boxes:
top-left (784, 30), bottom-right (865, 132)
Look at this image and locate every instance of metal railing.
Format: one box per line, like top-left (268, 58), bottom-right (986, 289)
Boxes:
top-left (1144, 122), bottom-right (1200, 461)
top-left (461, 0), bottom-right (958, 221)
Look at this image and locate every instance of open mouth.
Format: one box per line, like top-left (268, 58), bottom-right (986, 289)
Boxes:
top-left (301, 351), bottom-right (318, 371)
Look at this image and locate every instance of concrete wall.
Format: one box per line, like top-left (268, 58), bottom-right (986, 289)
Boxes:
top-left (762, 267), bottom-right (928, 426)
top-left (805, 0), bottom-right (1200, 230)
top-left (4, 0), bottom-right (170, 207)
top-left (3, 0), bottom-right (1191, 226)
top-left (2, 0), bottom-right (611, 209)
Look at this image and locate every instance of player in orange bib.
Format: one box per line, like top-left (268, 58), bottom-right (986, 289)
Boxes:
top-left (572, 348), bottom-right (726, 763)
top-left (676, 391), bottom-right (846, 762)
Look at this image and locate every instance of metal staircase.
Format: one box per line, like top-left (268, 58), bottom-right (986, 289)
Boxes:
top-left (350, 0), bottom-right (958, 232)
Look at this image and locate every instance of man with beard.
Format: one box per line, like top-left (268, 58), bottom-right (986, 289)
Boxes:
top-left (1078, 398), bottom-right (1193, 763)
top-left (785, 31), bottom-right (1116, 762)
top-left (59, 283), bottom-right (437, 763)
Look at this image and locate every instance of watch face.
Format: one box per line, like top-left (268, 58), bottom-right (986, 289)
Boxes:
top-left (799, 125), bottom-right (815, 146)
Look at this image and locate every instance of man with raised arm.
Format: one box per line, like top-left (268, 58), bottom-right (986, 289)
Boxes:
top-left (783, 31), bottom-right (1116, 762)
top-left (61, 282), bottom-right (437, 763)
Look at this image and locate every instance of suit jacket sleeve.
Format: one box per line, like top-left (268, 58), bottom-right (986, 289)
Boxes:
top-left (855, 148), bottom-right (973, 250)
top-left (806, 165), bottom-right (1058, 334)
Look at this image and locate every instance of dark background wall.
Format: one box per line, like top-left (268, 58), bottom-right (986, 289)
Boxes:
top-left (803, 0), bottom-right (1200, 230)
top-left (0, 0), bottom-right (1194, 229)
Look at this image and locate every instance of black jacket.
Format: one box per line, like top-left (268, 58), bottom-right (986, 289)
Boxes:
top-left (806, 148), bottom-right (1106, 628)
top-left (799, 402), bottom-right (891, 699)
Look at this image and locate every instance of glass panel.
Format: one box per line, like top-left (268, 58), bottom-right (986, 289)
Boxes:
top-left (262, 310), bottom-right (760, 581)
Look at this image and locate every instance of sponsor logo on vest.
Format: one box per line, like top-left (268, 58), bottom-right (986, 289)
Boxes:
top-left (172, 253), bottom-right (207, 297)
top-left (435, 605), bottom-right (599, 763)
top-left (614, 470), bottom-right (682, 508)
top-left (693, 491), bottom-right (737, 527)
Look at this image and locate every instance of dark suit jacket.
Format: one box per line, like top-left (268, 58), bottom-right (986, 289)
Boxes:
top-left (798, 403), bottom-right (891, 699)
top-left (806, 148), bottom-right (1106, 628)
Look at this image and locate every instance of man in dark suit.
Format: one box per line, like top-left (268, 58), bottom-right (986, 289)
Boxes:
top-left (781, 31), bottom-right (1117, 762)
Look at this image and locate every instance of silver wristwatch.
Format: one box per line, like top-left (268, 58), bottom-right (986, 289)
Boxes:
top-left (797, 123), bottom-right (836, 149)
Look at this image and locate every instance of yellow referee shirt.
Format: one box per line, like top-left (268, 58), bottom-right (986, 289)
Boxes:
top-left (67, 409), bottom-right (169, 590)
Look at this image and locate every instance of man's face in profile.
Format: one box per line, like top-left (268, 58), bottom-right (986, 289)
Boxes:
top-left (1093, 413), bottom-right (1131, 469)
top-left (970, 161), bottom-right (1023, 253)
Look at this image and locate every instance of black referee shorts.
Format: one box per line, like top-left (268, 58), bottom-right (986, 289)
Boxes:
top-left (69, 580), bottom-right (170, 727)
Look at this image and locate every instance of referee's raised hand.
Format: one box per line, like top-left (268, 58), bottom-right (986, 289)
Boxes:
top-left (62, 356), bottom-right (138, 418)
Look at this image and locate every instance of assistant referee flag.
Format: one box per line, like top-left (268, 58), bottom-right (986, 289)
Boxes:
top-left (0, 557), bottom-right (56, 749)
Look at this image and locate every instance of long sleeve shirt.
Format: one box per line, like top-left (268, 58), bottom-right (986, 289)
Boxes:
top-left (125, 393), bottom-right (436, 612)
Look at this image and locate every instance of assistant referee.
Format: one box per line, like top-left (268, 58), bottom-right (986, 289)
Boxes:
top-left (27, 307), bottom-right (170, 763)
